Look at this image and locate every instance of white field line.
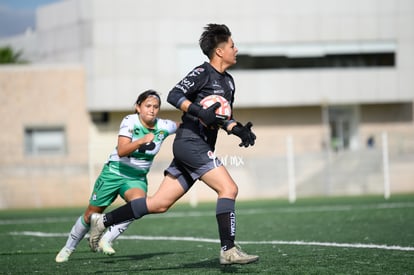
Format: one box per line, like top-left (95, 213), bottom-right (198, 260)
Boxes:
top-left (1, 202), bottom-right (413, 225)
top-left (9, 231), bottom-right (414, 252)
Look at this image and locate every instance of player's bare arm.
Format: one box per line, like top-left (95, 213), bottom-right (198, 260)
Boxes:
top-left (117, 133), bottom-right (154, 157)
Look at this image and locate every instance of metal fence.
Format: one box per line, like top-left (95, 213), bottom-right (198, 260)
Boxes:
top-left (0, 131), bottom-right (412, 208)
top-left (179, 131), bottom-right (414, 204)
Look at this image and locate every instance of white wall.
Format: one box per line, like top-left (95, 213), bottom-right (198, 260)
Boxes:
top-left (1, 0), bottom-right (413, 111)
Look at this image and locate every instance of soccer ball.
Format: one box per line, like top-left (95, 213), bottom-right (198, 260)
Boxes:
top-left (200, 95), bottom-right (231, 121)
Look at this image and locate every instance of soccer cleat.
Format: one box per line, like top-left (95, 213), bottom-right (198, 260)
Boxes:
top-left (219, 245), bottom-right (259, 265)
top-left (55, 247), bottom-right (73, 263)
top-left (98, 238), bottom-right (116, 256)
top-left (88, 213), bottom-right (106, 252)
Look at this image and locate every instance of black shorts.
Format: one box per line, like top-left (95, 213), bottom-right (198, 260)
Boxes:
top-left (164, 129), bottom-right (222, 192)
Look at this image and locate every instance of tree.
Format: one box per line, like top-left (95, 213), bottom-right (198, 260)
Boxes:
top-left (0, 46), bottom-right (26, 64)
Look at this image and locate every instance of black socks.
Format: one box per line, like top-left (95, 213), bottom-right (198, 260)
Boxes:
top-left (102, 196), bottom-right (236, 252)
top-left (216, 198), bottom-right (236, 251)
top-left (103, 197), bottom-right (149, 227)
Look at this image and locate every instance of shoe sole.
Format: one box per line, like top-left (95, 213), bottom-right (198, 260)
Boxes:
top-left (55, 258), bottom-right (69, 263)
top-left (103, 250), bottom-right (115, 256)
top-left (220, 257), bottom-right (259, 265)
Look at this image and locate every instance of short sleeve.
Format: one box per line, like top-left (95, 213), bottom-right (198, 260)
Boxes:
top-left (118, 115), bottom-right (133, 138)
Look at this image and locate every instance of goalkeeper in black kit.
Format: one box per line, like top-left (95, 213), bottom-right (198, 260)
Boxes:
top-left (89, 23), bottom-right (258, 265)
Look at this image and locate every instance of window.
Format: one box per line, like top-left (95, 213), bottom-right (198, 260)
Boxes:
top-left (91, 112), bottom-right (109, 124)
top-left (232, 41), bottom-right (396, 70)
top-left (232, 52), bottom-right (394, 70)
top-left (25, 127), bottom-right (66, 156)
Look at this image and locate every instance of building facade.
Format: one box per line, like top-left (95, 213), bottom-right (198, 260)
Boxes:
top-left (0, 65), bottom-right (90, 208)
top-left (0, 0), bottom-right (413, 208)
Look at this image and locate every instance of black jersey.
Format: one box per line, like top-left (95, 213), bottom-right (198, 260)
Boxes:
top-left (167, 62), bottom-right (235, 148)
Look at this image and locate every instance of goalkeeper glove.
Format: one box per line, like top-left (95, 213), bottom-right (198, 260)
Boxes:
top-left (188, 102), bottom-right (221, 128)
top-left (231, 122), bottom-right (256, 147)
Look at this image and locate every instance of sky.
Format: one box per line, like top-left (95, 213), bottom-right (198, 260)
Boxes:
top-left (0, 0), bottom-right (61, 38)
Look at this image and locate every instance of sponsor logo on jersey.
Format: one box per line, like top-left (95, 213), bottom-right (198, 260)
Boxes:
top-left (177, 79), bottom-right (195, 94)
top-left (157, 131), bottom-right (166, 141)
top-left (212, 80), bottom-right (221, 87)
top-left (175, 84), bottom-right (186, 93)
top-left (181, 78), bottom-right (194, 89)
top-left (188, 67), bottom-right (204, 77)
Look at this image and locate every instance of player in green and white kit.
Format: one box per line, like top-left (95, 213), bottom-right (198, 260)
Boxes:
top-left (55, 90), bottom-right (178, 263)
